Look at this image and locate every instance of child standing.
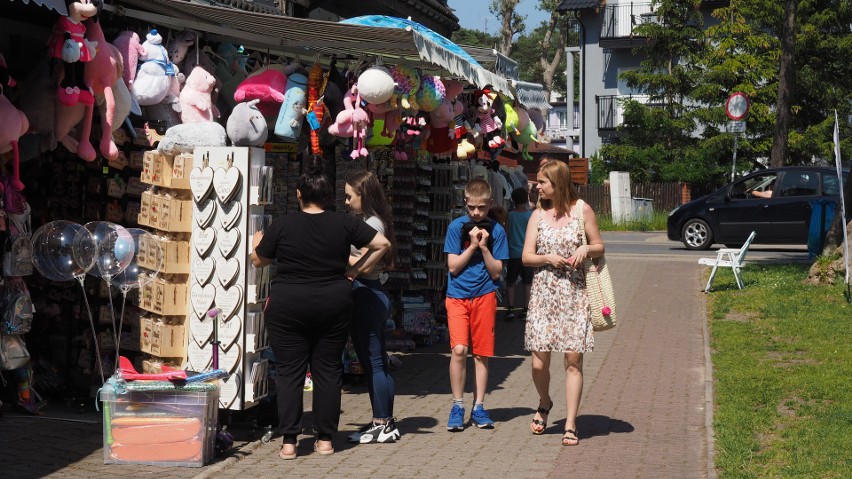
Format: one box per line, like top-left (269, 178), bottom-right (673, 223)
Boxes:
top-left (443, 179), bottom-right (508, 431)
top-left (505, 187), bottom-right (534, 321)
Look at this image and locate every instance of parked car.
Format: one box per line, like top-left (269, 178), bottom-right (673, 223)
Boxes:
top-left (668, 166), bottom-right (849, 250)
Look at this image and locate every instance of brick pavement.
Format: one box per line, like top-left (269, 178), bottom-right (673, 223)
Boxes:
top-left (0, 255), bottom-right (713, 479)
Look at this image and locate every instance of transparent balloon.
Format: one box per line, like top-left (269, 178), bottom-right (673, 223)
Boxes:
top-left (110, 229), bottom-right (163, 292)
top-left (96, 228), bottom-right (135, 279)
top-left (31, 221), bottom-right (95, 281)
top-left (75, 221), bottom-right (121, 279)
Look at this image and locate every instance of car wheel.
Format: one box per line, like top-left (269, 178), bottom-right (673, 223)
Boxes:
top-left (682, 219), bottom-right (713, 250)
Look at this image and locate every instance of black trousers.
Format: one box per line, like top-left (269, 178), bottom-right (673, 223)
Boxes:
top-left (266, 282), bottom-right (352, 443)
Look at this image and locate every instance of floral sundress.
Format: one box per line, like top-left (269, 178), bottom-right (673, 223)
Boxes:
top-left (524, 208), bottom-right (594, 353)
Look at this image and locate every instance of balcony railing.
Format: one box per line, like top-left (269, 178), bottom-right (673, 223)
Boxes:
top-left (597, 94), bottom-right (652, 130)
top-left (601, 2), bottom-right (655, 39)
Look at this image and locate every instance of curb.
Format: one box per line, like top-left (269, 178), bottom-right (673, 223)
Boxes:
top-left (700, 272), bottom-right (718, 479)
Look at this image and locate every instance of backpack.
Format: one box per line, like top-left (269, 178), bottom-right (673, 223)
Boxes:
top-left (1, 288), bottom-right (33, 335)
top-left (3, 201), bottom-right (33, 277)
top-left (0, 334), bottom-right (29, 370)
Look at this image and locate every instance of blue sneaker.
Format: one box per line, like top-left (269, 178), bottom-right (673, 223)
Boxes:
top-left (447, 404), bottom-right (465, 431)
top-left (470, 404), bottom-right (495, 429)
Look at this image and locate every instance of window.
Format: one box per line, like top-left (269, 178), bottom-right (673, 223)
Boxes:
top-left (730, 174), bottom-right (777, 200)
top-left (777, 171), bottom-right (819, 197)
top-left (821, 173), bottom-right (840, 196)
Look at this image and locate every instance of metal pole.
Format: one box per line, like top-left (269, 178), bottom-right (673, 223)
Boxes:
top-left (731, 132), bottom-right (739, 182)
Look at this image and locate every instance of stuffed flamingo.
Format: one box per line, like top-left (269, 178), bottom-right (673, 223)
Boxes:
top-left (327, 84), bottom-right (356, 138)
top-left (0, 54), bottom-right (29, 191)
top-left (350, 89), bottom-right (369, 159)
top-left (84, 12), bottom-right (123, 160)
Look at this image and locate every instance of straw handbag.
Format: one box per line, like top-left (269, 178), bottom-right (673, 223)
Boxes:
top-left (576, 200), bottom-right (617, 331)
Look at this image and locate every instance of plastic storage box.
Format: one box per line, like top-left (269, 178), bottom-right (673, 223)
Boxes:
top-left (101, 384), bottom-right (218, 467)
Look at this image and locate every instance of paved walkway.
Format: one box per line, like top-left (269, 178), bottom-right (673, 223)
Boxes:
top-left (0, 255), bottom-right (712, 478)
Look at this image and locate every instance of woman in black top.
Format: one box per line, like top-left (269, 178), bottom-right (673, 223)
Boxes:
top-left (251, 157), bottom-right (390, 459)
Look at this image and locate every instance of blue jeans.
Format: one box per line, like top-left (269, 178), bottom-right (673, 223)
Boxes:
top-left (351, 279), bottom-right (395, 419)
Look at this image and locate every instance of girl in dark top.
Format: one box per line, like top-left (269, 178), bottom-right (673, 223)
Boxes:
top-left (251, 157), bottom-right (390, 459)
top-left (344, 171), bottom-right (400, 444)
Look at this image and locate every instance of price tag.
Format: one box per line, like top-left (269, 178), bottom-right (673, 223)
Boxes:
top-left (306, 111), bottom-right (321, 130)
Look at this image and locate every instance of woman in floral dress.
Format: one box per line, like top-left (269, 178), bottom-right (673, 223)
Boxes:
top-left (522, 160), bottom-right (605, 446)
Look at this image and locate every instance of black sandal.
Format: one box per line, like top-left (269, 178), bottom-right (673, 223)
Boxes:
top-left (562, 429), bottom-right (579, 446)
top-left (530, 400), bottom-right (553, 435)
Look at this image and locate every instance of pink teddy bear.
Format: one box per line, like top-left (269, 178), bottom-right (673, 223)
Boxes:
top-left (179, 66), bottom-right (220, 123)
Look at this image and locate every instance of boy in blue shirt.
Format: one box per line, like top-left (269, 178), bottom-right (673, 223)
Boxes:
top-left (443, 178), bottom-right (509, 431)
top-left (505, 187), bottom-right (534, 320)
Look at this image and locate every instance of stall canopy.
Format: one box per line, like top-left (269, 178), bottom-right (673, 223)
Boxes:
top-left (14, 0), bottom-right (66, 15)
top-left (112, 0), bottom-right (513, 98)
top-left (511, 80), bottom-right (552, 111)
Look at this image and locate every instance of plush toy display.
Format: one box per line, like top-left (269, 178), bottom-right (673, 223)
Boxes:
top-left (357, 65), bottom-right (395, 105)
top-left (472, 87), bottom-right (505, 151)
top-left (18, 62), bottom-right (57, 152)
top-left (415, 75), bottom-right (445, 113)
top-left (83, 9), bottom-right (123, 160)
top-left (307, 62), bottom-right (324, 155)
top-left (113, 31), bottom-right (146, 86)
top-left (227, 100), bottom-right (267, 147)
top-left (514, 120), bottom-right (539, 161)
top-left (273, 72), bottom-right (308, 141)
top-left (390, 64), bottom-right (420, 110)
top-left (0, 54), bottom-right (29, 191)
top-left (424, 97), bottom-right (455, 158)
top-left (133, 29), bottom-right (175, 106)
top-left (49, 0), bottom-right (99, 106)
top-left (179, 66), bottom-right (219, 124)
top-left (327, 84), bottom-right (357, 138)
top-left (158, 121), bottom-right (227, 155)
top-left (233, 64), bottom-right (290, 121)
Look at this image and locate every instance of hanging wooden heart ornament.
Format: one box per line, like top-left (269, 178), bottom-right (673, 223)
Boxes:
top-left (193, 256), bottom-right (215, 286)
top-left (215, 257), bottom-right (240, 288)
top-left (219, 201), bottom-right (242, 230)
top-left (193, 198), bottom-right (217, 228)
top-left (189, 153), bottom-right (215, 203)
top-left (218, 315), bottom-right (242, 351)
top-left (218, 343), bottom-right (242, 375)
top-left (215, 285), bottom-right (243, 322)
top-left (218, 228), bottom-right (241, 258)
top-left (189, 312), bottom-right (214, 347)
top-left (193, 227), bottom-right (217, 257)
top-left (219, 373), bottom-right (241, 409)
top-left (187, 341), bottom-right (212, 371)
top-left (190, 283), bottom-right (216, 317)
top-left (213, 154), bottom-right (242, 203)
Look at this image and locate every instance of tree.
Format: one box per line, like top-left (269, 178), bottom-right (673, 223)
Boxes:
top-left (770, 0), bottom-right (798, 167)
top-left (489, 0), bottom-right (525, 57)
top-left (513, 24), bottom-right (568, 97)
top-left (450, 28), bottom-right (498, 49)
top-left (534, 0), bottom-right (567, 100)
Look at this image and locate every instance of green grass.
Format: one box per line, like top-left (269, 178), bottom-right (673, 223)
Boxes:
top-left (597, 211), bottom-right (668, 231)
top-left (707, 264), bottom-right (852, 478)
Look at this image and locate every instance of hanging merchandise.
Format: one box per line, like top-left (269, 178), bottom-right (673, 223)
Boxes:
top-left (113, 31), bottom-right (147, 87)
top-left (227, 100), bottom-right (268, 147)
top-left (179, 67), bottom-right (220, 123)
top-left (233, 63), bottom-right (295, 122)
top-left (357, 65), bottom-right (395, 105)
top-left (307, 62), bottom-right (325, 154)
top-left (415, 75), bottom-right (445, 113)
top-left (424, 79), bottom-right (464, 160)
top-left (390, 64), bottom-right (420, 110)
top-left (0, 53), bottom-right (28, 192)
top-left (132, 29), bottom-right (175, 106)
top-left (83, 13), bottom-right (123, 161)
top-left (472, 87), bottom-right (506, 152)
top-left (273, 72), bottom-right (308, 141)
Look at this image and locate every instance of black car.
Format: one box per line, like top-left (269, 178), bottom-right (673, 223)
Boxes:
top-left (667, 166), bottom-right (849, 250)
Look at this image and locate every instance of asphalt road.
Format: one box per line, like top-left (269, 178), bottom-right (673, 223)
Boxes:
top-left (602, 231), bottom-right (811, 264)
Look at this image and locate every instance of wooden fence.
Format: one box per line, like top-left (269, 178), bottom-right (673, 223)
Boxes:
top-left (576, 182), bottom-right (693, 217)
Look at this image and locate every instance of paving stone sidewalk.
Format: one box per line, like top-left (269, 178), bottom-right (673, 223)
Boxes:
top-left (0, 255), bottom-right (712, 479)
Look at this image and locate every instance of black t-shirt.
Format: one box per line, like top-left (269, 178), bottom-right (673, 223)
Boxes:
top-left (255, 210), bottom-right (378, 286)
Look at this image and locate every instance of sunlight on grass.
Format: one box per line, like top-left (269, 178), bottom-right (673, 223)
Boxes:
top-left (597, 211), bottom-right (668, 231)
top-left (708, 264), bottom-right (852, 478)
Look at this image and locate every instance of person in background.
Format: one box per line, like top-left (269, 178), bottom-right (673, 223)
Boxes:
top-left (443, 178), bottom-right (508, 431)
top-left (504, 187), bottom-right (534, 321)
top-left (522, 160), bottom-right (604, 446)
top-left (251, 157), bottom-right (390, 459)
top-left (528, 183), bottom-right (539, 209)
top-left (343, 171), bottom-right (401, 445)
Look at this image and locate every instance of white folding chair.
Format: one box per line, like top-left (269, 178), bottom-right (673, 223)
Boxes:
top-left (698, 231), bottom-right (756, 292)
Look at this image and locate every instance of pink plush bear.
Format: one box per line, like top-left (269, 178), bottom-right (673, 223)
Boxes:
top-left (113, 31), bottom-right (146, 86)
top-left (179, 66), bottom-right (219, 123)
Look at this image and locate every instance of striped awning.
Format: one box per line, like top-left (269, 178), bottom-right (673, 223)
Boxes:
top-left (14, 0), bottom-right (67, 15)
top-left (113, 0), bottom-right (513, 98)
top-left (512, 80), bottom-right (551, 111)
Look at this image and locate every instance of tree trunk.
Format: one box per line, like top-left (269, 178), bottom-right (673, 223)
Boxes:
top-left (770, 0), bottom-right (797, 168)
top-left (539, 16), bottom-right (565, 98)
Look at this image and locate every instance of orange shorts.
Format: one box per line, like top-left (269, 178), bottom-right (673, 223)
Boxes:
top-left (445, 292), bottom-right (496, 357)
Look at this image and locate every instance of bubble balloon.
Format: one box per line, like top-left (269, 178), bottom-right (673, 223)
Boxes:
top-left (96, 228), bottom-right (135, 278)
top-left (111, 229), bottom-right (162, 292)
top-left (31, 221), bottom-right (94, 281)
top-left (76, 221), bottom-right (120, 278)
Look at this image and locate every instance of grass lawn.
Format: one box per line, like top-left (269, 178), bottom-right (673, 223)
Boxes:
top-left (597, 211), bottom-right (668, 231)
top-left (707, 264), bottom-right (852, 478)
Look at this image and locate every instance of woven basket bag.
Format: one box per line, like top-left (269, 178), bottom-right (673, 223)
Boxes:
top-left (576, 200), bottom-right (617, 332)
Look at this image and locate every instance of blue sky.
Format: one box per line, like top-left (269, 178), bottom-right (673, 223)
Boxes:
top-left (447, 0), bottom-right (551, 33)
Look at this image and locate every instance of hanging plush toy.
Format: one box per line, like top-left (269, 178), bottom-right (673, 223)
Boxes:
top-left (273, 72), bottom-right (308, 142)
top-left (83, 5), bottom-right (123, 160)
top-left (227, 100), bottom-right (267, 147)
top-left (390, 64), bottom-right (420, 110)
top-left (472, 87), bottom-right (505, 151)
top-left (514, 120), bottom-right (540, 161)
top-left (415, 75), bottom-right (445, 113)
top-left (307, 62), bottom-right (324, 155)
top-left (234, 63), bottom-right (293, 122)
top-left (48, 0), bottom-right (98, 106)
top-left (327, 84), bottom-right (356, 138)
top-left (179, 66), bottom-right (219, 123)
top-left (0, 53), bottom-right (29, 191)
top-left (112, 31), bottom-right (146, 86)
top-left (349, 88), bottom-right (370, 159)
top-left (357, 65), bottom-right (395, 105)
top-left (132, 29), bottom-right (174, 106)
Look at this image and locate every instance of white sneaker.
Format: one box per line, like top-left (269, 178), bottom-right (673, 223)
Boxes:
top-left (358, 419), bottom-right (401, 444)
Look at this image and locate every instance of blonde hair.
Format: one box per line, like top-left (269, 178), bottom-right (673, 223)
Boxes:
top-left (538, 160), bottom-right (579, 218)
top-left (464, 178), bottom-right (491, 201)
